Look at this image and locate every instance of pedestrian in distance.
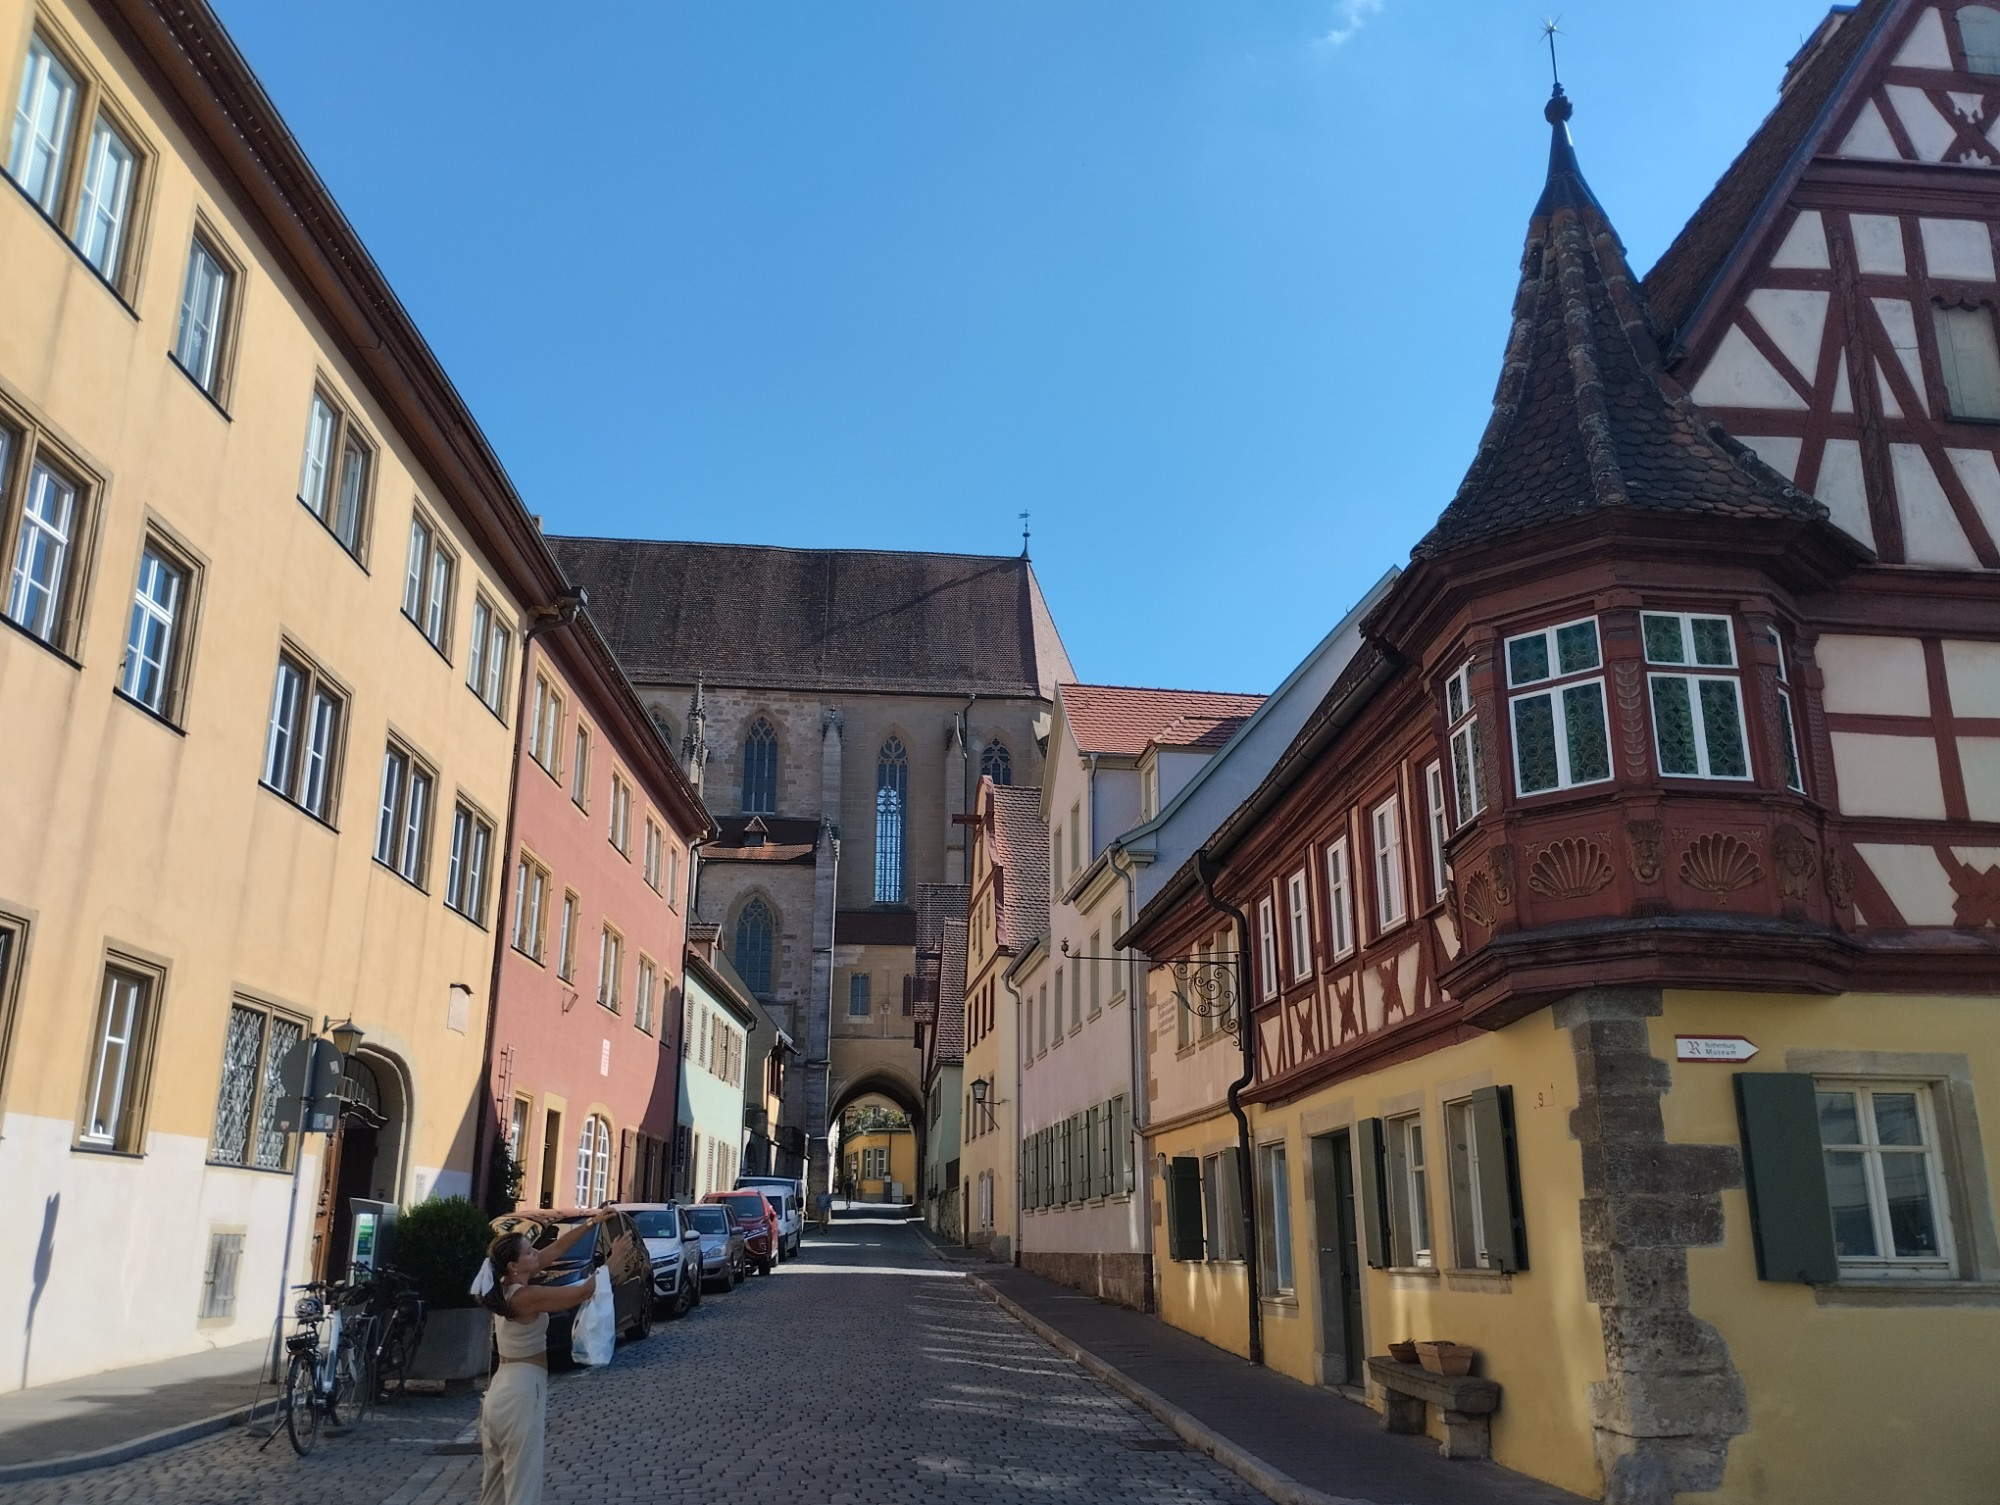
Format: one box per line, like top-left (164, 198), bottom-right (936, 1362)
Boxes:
top-left (476, 1208), bottom-right (615, 1505)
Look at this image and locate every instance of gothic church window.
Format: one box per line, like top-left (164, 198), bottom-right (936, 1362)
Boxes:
top-left (741, 718), bottom-right (778, 815)
top-left (734, 899), bottom-right (774, 998)
top-left (875, 737), bottom-right (908, 904)
top-left (981, 739), bottom-right (1012, 785)
top-left (1933, 304), bottom-right (2000, 420)
top-left (1960, 6), bottom-right (2000, 72)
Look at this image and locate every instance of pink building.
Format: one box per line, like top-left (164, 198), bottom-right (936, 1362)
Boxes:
top-left (484, 613), bottom-right (711, 1212)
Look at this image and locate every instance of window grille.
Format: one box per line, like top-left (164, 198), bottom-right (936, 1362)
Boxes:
top-left (200, 1232), bottom-right (244, 1320)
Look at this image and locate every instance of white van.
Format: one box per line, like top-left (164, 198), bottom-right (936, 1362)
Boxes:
top-left (734, 1176), bottom-right (804, 1258)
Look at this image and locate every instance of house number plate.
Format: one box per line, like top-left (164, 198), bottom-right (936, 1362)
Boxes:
top-left (1675, 1035), bottom-right (1759, 1063)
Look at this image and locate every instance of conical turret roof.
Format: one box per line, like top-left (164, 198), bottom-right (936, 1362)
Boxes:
top-left (1415, 87), bottom-right (1833, 560)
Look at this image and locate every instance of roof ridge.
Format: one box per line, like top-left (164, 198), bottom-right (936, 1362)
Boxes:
top-left (1061, 681), bottom-right (1266, 700)
top-left (547, 534), bottom-right (1030, 567)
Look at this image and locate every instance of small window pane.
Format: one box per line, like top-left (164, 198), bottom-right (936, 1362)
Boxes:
top-left (175, 240), bottom-right (229, 392)
top-left (301, 692), bottom-right (339, 818)
top-left (1513, 693), bottom-right (1559, 792)
top-left (7, 461), bottom-right (77, 642)
top-left (1507, 634), bottom-right (1549, 686)
top-left (254, 1014), bottom-right (302, 1170)
top-left (1691, 617), bottom-right (1735, 667)
top-left (1555, 620), bottom-right (1600, 674)
top-left (1562, 682), bottom-right (1611, 782)
top-left (1777, 692), bottom-right (1804, 792)
top-left (1817, 1089), bottom-right (1862, 1145)
top-left (1964, 5), bottom-right (2000, 73)
top-left (333, 437), bottom-right (368, 551)
top-left (1934, 304), bottom-right (2000, 421)
top-left (300, 396), bottom-right (335, 514)
top-left (1642, 614), bottom-right (1686, 664)
top-left (1653, 677), bottom-right (1699, 775)
top-left (1697, 680), bottom-right (1749, 777)
top-left (74, 117), bottom-right (135, 281)
top-left (121, 547), bottom-right (183, 711)
top-left (1824, 1151), bottom-right (1878, 1256)
top-left (1873, 1092), bottom-right (1924, 1147)
top-left (1881, 1154), bottom-right (1942, 1258)
top-left (263, 659), bottom-right (304, 791)
top-left (8, 39), bottom-right (77, 213)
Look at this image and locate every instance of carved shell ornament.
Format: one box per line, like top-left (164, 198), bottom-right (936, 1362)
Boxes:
top-left (1679, 833), bottom-right (1763, 900)
top-left (1625, 819), bottom-right (1665, 883)
top-left (1461, 871), bottom-right (1499, 930)
top-left (1528, 838), bottom-right (1613, 900)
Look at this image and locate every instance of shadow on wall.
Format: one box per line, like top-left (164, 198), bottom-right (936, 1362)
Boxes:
top-left (23, 1192), bottom-right (57, 1389)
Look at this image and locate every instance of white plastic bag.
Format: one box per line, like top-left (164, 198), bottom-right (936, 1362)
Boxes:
top-left (569, 1272), bottom-right (616, 1367)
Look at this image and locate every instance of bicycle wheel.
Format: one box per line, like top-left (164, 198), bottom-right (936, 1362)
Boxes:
top-left (378, 1308), bottom-right (423, 1401)
top-left (331, 1328), bottom-right (372, 1427)
top-left (284, 1354), bottom-right (321, 1457)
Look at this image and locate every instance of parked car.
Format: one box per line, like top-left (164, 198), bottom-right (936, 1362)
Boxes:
top-left (682, 1202), bottom-right (747, 1291)
top-left (616, 1203), bottom-right (703, 1317)
top-left (702, 1190), bottom-right (776, 1275)
top-left (734, 1176), bottom-right (805, 1258)
top-left (489, 1209), bottom-right (654, 1360)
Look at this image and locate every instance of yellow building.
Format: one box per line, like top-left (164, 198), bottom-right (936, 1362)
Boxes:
top-left (958, 776), bottom-right (1045, 1259)
top-left (1132, 53), bottom-right (2000, 1505)
top-left (842, 1116), bottom-right (915, 1203)
top-left (0, 0), bottom-right (589, 1387)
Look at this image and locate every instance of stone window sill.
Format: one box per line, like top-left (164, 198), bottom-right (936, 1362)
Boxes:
top-left (1443, 1268), bottom-right (1514, 1294)
top-left (1384, 1266), bottom-right (1440, 1290)
top-left (1814, 1280), bottom-right (2000, 1308)
top-left (1262, 1294), bottom-right (1302, 1315)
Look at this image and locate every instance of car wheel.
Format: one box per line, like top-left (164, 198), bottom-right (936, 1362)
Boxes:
top-left (681, 1273), bottom-right (700, 1314)
top-left (630, 1295), bottom-right (653, 1342)
top-left (759, 1257), bottom-right (773, 1276)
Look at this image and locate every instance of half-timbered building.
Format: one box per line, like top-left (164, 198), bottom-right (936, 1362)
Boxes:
top-left (1128, 51), bottom-right (2000, 1503)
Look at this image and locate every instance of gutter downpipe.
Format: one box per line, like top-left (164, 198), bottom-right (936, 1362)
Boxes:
top-left (1197, 846), bottom-right (1261, 1366)
top-left (1106, 842), bottom-right (1153, 1311)
top-left (472, 592), bottom-right (584, 1210)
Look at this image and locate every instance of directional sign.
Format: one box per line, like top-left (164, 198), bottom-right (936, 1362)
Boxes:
top-left (1675, 1035), bottom-right (1759, 1063)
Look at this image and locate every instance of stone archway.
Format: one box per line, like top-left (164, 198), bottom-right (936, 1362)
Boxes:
top-left (828, 1069), bottom-right (925, 1206)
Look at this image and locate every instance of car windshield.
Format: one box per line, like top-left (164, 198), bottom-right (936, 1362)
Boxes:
top-left (725, 1204), bottom-right (765, 1226)
top-left (628, 1210), bottom-right (678, 1238)
top-left (685, 1207), bottom-right (730, 1233)
top-left (543, 1220), bottom-right (601, 1264)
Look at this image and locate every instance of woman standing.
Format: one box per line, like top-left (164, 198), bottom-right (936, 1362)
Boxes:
top-left (477, 1209), bottom-right (613, 1505)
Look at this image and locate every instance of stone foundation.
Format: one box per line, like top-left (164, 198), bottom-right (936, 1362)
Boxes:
top-left (1557, 987), bottom-right (1747, 1505)
top-left (1019, 1250), bottom-right (1151, 1312)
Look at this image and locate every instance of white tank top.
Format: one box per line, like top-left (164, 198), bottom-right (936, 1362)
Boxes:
top-left (493, 1285), bottom-right (548, 1359)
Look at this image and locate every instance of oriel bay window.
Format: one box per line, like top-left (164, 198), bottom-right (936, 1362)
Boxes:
top-left (208, 999), bottom-right (304, 1171)
top-left (298, 389), bottom-right (373, 557)
top-left (2, 414), bottom-right (95, 654)
top-left (373, 741), bottom-right (436, 887)
top-left (1642, 612), bottom-right (1750, 781)
top-left (261, 649), bottom-right (345, 821)
top-left (1444, 662), bottom-right (1487, 820)
top-left (1506, 617), bottom-right (1611, 796)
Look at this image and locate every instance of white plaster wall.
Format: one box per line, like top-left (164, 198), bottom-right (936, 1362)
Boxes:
top-left (0, 1115), bottom-right (321, 1391)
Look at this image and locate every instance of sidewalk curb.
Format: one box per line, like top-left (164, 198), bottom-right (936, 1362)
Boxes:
top-left (0, 1395), bottom-right (276, 1484)
top-left (961, 1272), bottom-right (1371, 1505)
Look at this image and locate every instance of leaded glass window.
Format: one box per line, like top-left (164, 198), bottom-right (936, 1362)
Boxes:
top-left (981, 739), bottom-right (1013, 786)
top-left (1444, 663), bottom-right (1486, 822)
top-left (734, 898), bottom-right (774, 997)
top-left (1643, 612), bottom-right (1751, 781)
top-left (874, 737), bottom-right (908, 904)
top-left (741, 719), bottom-right (778, 814)
top-left (1505, 618), bottom-right (1611, 796)
top-left (210, 1002), bottom-right (303, 1171)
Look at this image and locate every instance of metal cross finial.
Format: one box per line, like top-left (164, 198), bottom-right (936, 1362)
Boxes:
top-left (1541, 17), bottom-right (1563, 88)
top-left (1019, 510), bottom-right (1030, 557)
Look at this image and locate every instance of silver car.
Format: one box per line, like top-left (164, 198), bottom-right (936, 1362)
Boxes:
top-left (682, 1202), bottom-right (747, 1291)
top-left (618, 1203), bottom-right (703, 1317)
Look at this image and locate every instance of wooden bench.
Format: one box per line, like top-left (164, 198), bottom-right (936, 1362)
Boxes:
top-left (1365, 1356), bottom-right (1502, 1460)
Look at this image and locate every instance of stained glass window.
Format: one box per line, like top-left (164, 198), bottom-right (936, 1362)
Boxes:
top-left (980, 740), bottom-right (1012, 786)
top-left (734, 898), bottom-right (774, 997)
top-left (874, 738), bottom-right (908, 904)
top-left (741, 719), bottom-right (778, 814)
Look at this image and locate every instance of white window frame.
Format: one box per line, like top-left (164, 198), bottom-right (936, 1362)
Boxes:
top-left (529, 672), bottom-right (563, 774)
top-left (511, 854), bottom-right (549, 962)
top-left (644, 819), bottom-right (663, 891)
top-left (1642, 612), bottom-right (1751, 782)
top-left (6, 451), bottom-right (81, 647)
top-left (260, 649), bottom-right (343, 821)
top-left (1444, 1097), bottom-right (1490, 1270)
top-left (119, 539), bottom-right (190, 717)
top-left (465, 594), bottom-right (511, 717)
top-left (373, 742), bottom-right (434, 888)
top-left (1444, 662), bottom-right (1487, 822)
top-left (1286, 870), bottom-right (1312, 981)
top-left (401, 510), bottom-right (453, 650)
top-left (1324, 839), bottom-right (1355, 960)
top-left (1506, 617), bottom-right (1612, 797)
top-left (80, 962), bottom-right (153, 1150)
top-left (445, 802), bottom-right (492, 924)
top-left (173, 232), bottom-right (233, 397)
top-left (1257, 896), bottom-right (1278, 1001)
top-left (1387, 1110), bottom-right (1433, 1269)
top-left (1371, 795), bottom-right (1407, 933)
top-left (609, 772), bottom-right (632, 856)
top-left (1817, 1078), bottom-right (1957, 1280)
top-left (7, 35), bottom-right (78, 213)
top-left (557, 890), bottom-right (579, 981)
top-left (1257, 1141), bottom-right (1295, 1296)
top-left (598, 926), bottom-right (623, 1012)
top-left (1423, 761), bottom-right (1449, 902)
top-left (1768, 626), bottom-right (1805, 794)
top-left (73, 112), bottom-right (135, 282)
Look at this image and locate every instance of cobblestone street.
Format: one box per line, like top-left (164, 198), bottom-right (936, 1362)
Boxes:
top-left (0, 1221), bottom-right (1266, 1505)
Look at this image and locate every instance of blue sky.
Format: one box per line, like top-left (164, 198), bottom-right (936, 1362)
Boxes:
top-left (212, 1), bottom-right (1824, 693)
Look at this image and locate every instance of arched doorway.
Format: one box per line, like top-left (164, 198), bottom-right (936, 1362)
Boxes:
top-left (313, 1049), bottom-right (410, 1279)
top-left (828, 1071), bottom-right (926, 1209)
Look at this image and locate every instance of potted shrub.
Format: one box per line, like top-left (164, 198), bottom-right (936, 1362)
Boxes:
top-left (400, 1196), bottom-right (495, 1383)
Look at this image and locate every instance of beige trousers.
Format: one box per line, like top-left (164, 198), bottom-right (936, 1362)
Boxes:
top-left (479, 1363), bottom-right (547, 1505)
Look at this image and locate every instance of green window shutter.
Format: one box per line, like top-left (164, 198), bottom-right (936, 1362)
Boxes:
top-left (1167, 1156), bottom-right (1206, 1261)
top-left (1357, 1117), bottom-right (1390, 1269)
top-left (1469, 1085), bottom-right (1529, 1272)
top-left (1735, 1072), bottom-right (1838, 1284)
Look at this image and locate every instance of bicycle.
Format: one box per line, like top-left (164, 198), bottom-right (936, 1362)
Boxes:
top-left (368, 1267), bottom-right (427, 1403)
top-left (268, 1279), bottom-right (374, 1455)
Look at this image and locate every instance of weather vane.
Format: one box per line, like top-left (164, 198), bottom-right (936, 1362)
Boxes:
top-left (1541, 17), bottom-right (1563, 88)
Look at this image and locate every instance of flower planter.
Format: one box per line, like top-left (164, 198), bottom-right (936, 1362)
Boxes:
top-left (1387, 1341), bottom-right (1420, 1364)
top-left (412, 1307), bottom-right (491, 1382)
top-left (1416, 1341), bottom-right (1475, 1377)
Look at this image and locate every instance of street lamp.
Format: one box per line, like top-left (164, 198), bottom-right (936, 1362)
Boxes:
top-left (971, 1077), bottom-right (992, 1132)
top-left (328, 1017), bottom-right (365, 1057)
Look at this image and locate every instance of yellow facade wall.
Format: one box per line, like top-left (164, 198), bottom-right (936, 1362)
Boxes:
top-left (0, 0), bottom-right (532, 1386)
top-left (1151, 1011), bottom-right (1605, 1499)
top-left (1657, 990), bottom-right (2000, 1505)
top-left (845, 1129), bottom-right (915, 1200)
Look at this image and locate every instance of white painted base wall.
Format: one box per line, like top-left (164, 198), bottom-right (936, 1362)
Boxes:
top-left (0, 1114), bottom-right (322, 1393)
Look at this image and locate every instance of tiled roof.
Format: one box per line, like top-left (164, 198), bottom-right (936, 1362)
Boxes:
top-left (707, 815), bottom-right (820, 864)
top-left (987, 783), bottom-right (1048, 954)
top-left (936, 919), bottom-right (968, 1063)
top-left (1643, 1), bottom-right (1887, 349)
top-left (1060, 684), bottom-right (1265, 758)
top-left (915, 884), bottom-right (971, 956)
top-left (1415, 90), bottom-right (1833, 561)
top-left (548, 538), bottom-right (1072, 698)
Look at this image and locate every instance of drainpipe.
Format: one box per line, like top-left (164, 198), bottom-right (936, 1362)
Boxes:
top-left (1106, 843), bottom-right (1153, 1309)
top-left (472, 592), bottom-right (584, 1210)
top-left (1001, 962), bottom-right (1025, 1266)
top-left (1197, 847), bottom-right (1261, 1366)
